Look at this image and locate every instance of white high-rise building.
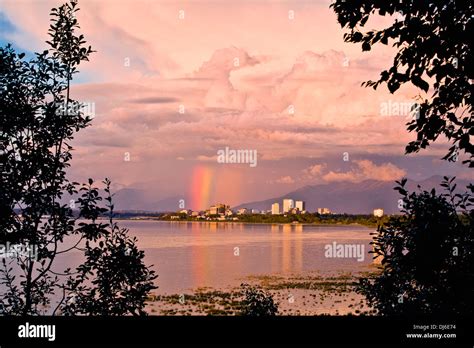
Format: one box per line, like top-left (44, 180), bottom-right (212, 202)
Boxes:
top-left (237, 208), bottom-right (249, 215)
top-left (317, 208), bottom-right (332, 215)
top-left (373, 208), bottom-right (384, 217)
top-left (295, 200), bottom-right (305, 211)
top-left (282, 199), bottom-right (294, 213)
top-left (271, 203), bottom-right (280, 215)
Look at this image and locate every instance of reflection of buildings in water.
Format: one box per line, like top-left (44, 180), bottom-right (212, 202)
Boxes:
top-left (172, 221), bottom-right (184, 231)
top-left (282, 225), bottom-right (291, 272)
top-left (208, 222), bottom-right (217, 232)
top-left (293, 224), bottom-right (303, 233)
top-left (190, 223), bottom-right (210, 286)
top-left (271, 225), bottom-right (279, 273)
top-left (190, 222), bottom-right (249, 289)
top-left (293, 225), bottom-right (303, 272)
top-left (279, 224), bottom-right (304, 273)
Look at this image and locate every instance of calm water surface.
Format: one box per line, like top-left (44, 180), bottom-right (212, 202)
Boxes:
top-left (109, 221), bottom-right (376, 294)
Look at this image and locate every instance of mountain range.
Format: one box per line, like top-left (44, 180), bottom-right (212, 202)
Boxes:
top-left (111, 175), bottom-right (471, 214)
top-left (234, 176), bottom-right (471, 214)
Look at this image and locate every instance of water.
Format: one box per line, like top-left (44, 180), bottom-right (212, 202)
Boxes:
top-left (111, 221), bottom-right (376, 294)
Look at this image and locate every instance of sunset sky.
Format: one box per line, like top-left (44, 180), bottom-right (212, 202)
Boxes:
top-left (1, 0), bottom-right (470, 209)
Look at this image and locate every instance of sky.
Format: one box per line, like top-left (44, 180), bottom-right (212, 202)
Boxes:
top-left (0, 0), bottom-right (471, 210)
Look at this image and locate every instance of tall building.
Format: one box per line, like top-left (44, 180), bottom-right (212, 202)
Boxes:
top-left (317, 208), bottom-right (332, 215)
top-left (209, 203), bottom-right (228, 215)
top-left (373, 208), bottom-right (384, 217)
top-left (295, 200), bottom-right (305, 211)
top-left (282, 199), bottom-right (294, 213)
top-left (237, 208), bottom-right (249, 215)
top-left (271, 203), bottom-right (280, 215)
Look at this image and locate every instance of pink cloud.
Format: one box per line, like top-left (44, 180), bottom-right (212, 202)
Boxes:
top-left (303, 164), bottom-right (327, 178)
top-left (3, 0), bottom-right (467, 205)
top-left (322, 160), bottom-right (406, 183)
top-left (275, 176), bottom-right (295, 184)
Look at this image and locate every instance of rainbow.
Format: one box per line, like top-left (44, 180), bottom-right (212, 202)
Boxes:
top-left (190, 166), bottom-right (213, 211)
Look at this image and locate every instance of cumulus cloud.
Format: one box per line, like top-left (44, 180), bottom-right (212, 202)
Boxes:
top-left (193, 46), bottom-right (260, 79)
top-left (303, 164), bottom-right (326, 178)
top-left (67, 45), bottom-right (418, 172)
top-left (322, 160), bottom-right (406, 183)
top-left (275, 176), bottom-right (295, 184)
top-left (3, 0), bottom-right (419, 163)
top-left (129, 97), bottom-right (179, 104)
top-left (4, 0), bottom-right (460, 204)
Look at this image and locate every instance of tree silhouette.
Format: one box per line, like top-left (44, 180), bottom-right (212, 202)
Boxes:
top-left (359, 178), bottom-right (474, 315)
top-left (0, 1), bottom-right (156, 315)
top-left (331, 0), bottom-right (473, 166)
top-left (331, 0), bottom-right (474, 315)
top-left (240, 284), bottom-right (278, 316)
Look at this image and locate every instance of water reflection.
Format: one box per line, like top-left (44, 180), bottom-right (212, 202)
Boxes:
top-left (118, 221), bottom-right (374, 293)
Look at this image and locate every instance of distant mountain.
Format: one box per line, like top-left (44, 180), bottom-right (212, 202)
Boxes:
top-left (233, 176), bottom-right (472, 214)
top-left (107, 176), bottom-right (471, 214)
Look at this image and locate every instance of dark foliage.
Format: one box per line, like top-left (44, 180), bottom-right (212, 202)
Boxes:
top-left (60, 179), bottom-right (157, 316)
top-left (358, 177), bottom-right (474, 315)
top-left (0, 1), bottom-right (156, 316)
top-left (331, 0), bottom-right (473, 166)
top-left (240, 283), bottom-right (278, 316)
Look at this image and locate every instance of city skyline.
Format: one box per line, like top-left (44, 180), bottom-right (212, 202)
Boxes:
top-left (0, 0), bottom-right (471, 333)
top-left (0, 0), bottom-right (470, 211)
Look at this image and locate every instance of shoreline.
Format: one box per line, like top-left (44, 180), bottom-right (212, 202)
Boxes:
top-left (145, 271), bottom-right (378, 316)
top-left (109, 218), bottom-right (377, 228)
